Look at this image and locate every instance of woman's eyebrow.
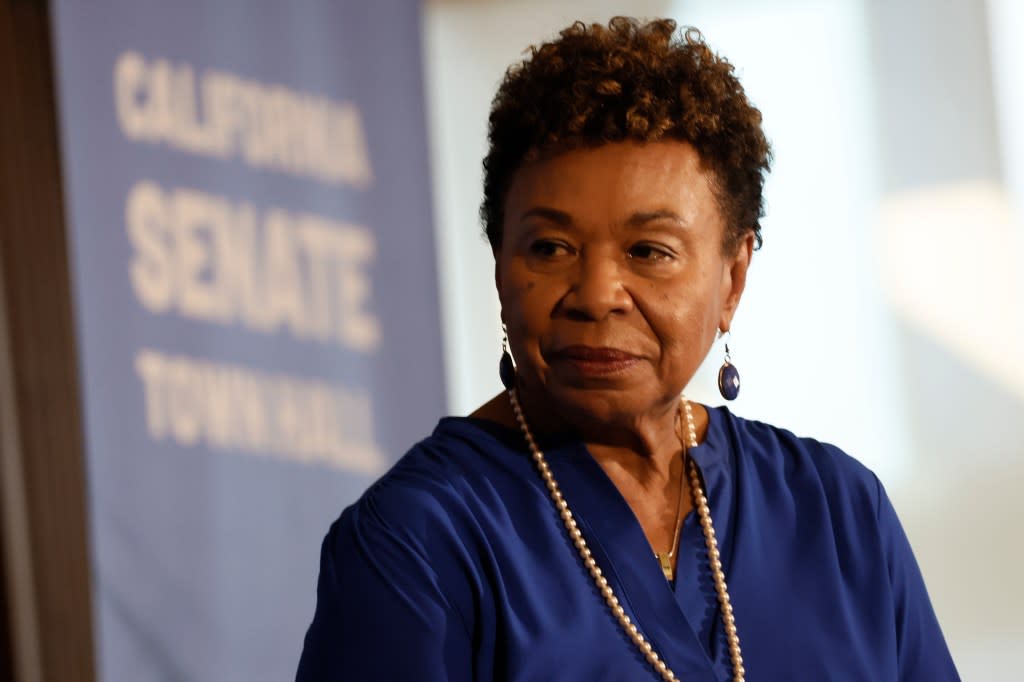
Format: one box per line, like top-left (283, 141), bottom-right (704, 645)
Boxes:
top-left (626, 210), bottom-right (689, 228)
top-left (519, 207), bottom-right (690, 228)
top-left (519, 206), bottom-right (572, 225)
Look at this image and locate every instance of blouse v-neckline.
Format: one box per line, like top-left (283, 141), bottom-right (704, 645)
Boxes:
top-left (475, 405), bottom-right (736, 680)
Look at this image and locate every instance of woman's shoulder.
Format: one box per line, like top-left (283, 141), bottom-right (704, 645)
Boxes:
top-left (377, 415), bottom-right (525, 487)
top-left (341, 416), bottom-right (531, 536)
top-left (710, 405), bottom-right (883, 512)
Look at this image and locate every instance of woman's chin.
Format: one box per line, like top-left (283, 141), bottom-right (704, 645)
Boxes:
top-left (538, 381), bottom-right (669, 427)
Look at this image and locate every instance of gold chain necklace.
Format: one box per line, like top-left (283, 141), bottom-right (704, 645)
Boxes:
top-left (655, 430), bottom-right (688, 581)
top-left (507, 389), bottom-right (745, 682)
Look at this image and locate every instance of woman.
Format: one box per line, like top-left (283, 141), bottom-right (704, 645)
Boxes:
top-left (297, 18), bottom-right (958, 681)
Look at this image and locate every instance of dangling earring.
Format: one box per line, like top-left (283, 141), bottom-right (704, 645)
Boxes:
top-left (717, 329), bottom-right (740, 400)
top-left (499, 324), bottom-right (516, 390)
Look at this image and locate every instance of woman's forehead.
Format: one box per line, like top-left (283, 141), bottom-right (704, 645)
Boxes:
top-left (503, 141), bottom-right (722, 229)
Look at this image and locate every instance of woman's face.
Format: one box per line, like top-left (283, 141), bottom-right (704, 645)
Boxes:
top-left (496, 141), bottom-right (752, 428)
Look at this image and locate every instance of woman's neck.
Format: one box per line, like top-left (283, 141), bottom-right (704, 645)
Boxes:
top-left (469, 385), bottom-right (710, 482)
top-left (470, 385), bottom-right (711, 564)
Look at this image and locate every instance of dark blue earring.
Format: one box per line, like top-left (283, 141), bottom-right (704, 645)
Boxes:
top-left (717, 330), bottom-right (740, 400)
top-left (499, 324), bottom-right (516, 390)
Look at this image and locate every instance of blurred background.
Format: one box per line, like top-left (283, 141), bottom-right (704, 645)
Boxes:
top-left (0, 0), bottom-right (1021, 680)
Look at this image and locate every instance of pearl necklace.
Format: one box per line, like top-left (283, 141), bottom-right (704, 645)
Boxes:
top-left (507, 389), bottom-right (745, 682)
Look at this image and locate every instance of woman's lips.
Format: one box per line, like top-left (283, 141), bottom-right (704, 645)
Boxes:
top-left (549, 346), bottom-right (642, 376)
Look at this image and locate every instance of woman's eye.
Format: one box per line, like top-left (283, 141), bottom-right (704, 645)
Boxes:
top-left (628, 243), bottom-right (674, 262)
top-left (528, 240), bottom-right (573, 258)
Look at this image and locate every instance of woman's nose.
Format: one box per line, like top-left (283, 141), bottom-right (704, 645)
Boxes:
top-left (561, 252), bottom-right (633, 320)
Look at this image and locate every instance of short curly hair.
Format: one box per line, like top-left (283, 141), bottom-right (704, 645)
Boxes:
top-left (481, 17), bottom-right (772, 253)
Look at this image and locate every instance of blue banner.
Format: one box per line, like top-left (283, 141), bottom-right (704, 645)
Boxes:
top-left (50, 1), bottom-right (445, 679)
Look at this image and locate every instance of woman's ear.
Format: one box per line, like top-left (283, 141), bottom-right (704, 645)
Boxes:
top-left (718, 231), bottom-right (754, 330)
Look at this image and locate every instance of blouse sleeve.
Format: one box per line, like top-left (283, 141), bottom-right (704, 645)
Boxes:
top-left (875, 479), bottom-right (960, 681)
top-left (295, 501), bottom-right (474, 682)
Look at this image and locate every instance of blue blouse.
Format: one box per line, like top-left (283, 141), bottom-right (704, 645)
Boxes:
top-left (296, 406), bottom-right (959, 681)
